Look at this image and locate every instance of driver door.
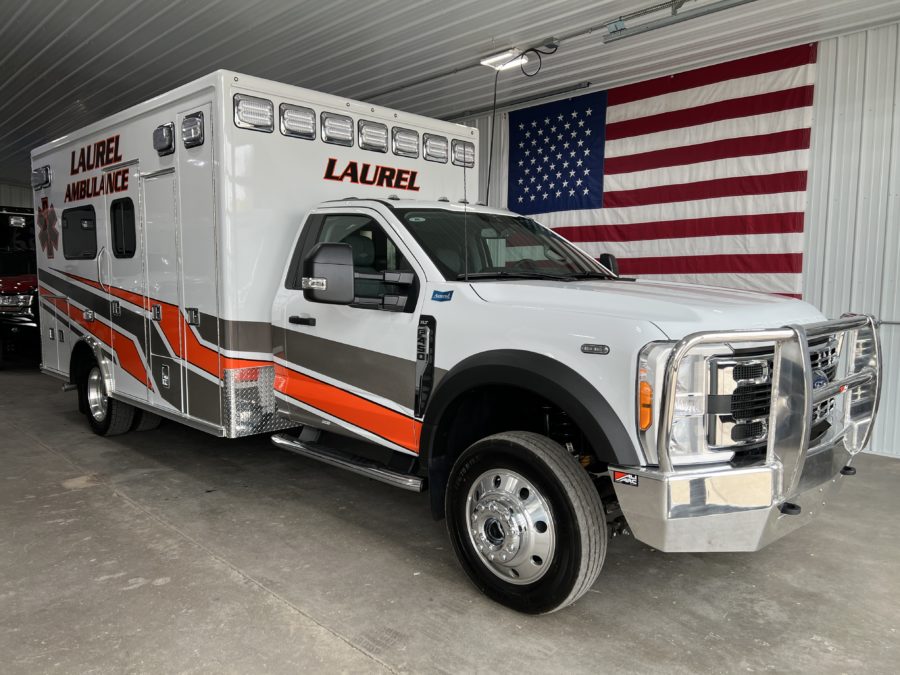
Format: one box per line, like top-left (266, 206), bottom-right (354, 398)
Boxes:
top-left (278, 208), bottom-right (424, 455)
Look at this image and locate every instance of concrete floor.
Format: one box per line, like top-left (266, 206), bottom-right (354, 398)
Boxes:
top-left (1, 366), bottom-right (898, 674)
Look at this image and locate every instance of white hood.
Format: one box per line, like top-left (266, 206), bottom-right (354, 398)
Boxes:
top-left (469, 278), bottom-right (825, 339)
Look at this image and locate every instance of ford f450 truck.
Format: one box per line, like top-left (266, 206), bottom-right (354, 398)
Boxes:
top-left (31, 72), bottom-right (882, 613)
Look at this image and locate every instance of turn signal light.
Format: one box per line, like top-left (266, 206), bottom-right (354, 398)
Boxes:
top-left (639, 381), bottom-right (653, 431)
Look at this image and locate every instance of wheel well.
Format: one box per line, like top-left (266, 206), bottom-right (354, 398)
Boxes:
top-left (425, 384), bottom-right (605, 518)
top-left (69, 340), bottom-right (97, 415)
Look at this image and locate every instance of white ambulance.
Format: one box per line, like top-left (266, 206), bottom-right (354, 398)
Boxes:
top-left (31, 71), bottom-right (882, 613)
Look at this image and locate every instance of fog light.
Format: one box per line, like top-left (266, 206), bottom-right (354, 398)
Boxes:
top-left (322, 112), bottom-right (353, 146)
top-left (423, 134), bottom-right (448, 163)
top-left (359, 120), bottom-right (388, 152)
top-left (451, 140), bottom-right (475, 167)
top-left (392, 127), bottom-right (419, 158)
top-left (280, 103), bottom-right (315, 139)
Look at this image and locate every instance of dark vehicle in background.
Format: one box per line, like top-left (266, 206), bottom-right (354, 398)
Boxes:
top-left (0, 206), bottom-right (38, 366)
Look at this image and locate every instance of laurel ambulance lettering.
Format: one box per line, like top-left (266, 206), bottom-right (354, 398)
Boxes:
top-left (323, 158), bottom-right (420, 191)
top-left (65, 134), bottom-right (129, 203)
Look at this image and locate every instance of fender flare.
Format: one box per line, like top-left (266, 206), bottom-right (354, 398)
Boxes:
top-left (69, 337), bottom-right (115, 412)
top-left (420, 350), bottom-right (641, 515)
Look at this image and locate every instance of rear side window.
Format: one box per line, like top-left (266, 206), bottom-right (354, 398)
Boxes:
top-left (110, 198), bottom-right (136, 258)
top-left (62, 206), bottom-right (97, 260)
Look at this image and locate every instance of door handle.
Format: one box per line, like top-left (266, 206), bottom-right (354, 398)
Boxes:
top-left (97, 246), bottom-right (109, 292)
top-left (289, 315), bottom-right (316, 326)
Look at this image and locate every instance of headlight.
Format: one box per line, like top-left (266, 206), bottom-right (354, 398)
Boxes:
top-left (0, 294), bottom-right (32, 307)
top-left (637, 342), bottom-right (735, 467)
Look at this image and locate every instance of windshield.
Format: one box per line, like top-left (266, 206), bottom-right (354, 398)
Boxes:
top-left (395, 208), bottom-right (610, 281)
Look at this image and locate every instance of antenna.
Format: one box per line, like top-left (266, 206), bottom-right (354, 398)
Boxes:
top-left (463, 165), bottom-right (469, 282)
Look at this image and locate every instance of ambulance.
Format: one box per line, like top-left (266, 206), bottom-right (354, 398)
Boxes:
top-left (31, 72), bottom-right (882, 613)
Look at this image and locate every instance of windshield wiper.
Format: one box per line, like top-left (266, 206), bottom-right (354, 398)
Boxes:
top-left (456, 271), bottom-right (575, 282)
top-left (566, 271), bottom-right (615, 280)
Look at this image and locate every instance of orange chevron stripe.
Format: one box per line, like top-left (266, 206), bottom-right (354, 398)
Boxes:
top-left (40, 287), bottom-right (150, 389)
top-left (274, 364), bottom-right (420, 453)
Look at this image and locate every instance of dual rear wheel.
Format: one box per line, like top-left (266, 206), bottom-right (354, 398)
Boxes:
top-left (82, 362), bottom-right (161, 435)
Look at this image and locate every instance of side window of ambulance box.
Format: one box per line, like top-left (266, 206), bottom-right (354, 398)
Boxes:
top-left (62, 205), bottom-right (97, 260)
top-left (110, 198), bottom-right (136, 258)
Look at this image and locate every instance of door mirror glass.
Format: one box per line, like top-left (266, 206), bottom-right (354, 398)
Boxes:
top-left (598, 252), bottom-right (619, 276)
top-left (302, 242), bottom-right (354, 304)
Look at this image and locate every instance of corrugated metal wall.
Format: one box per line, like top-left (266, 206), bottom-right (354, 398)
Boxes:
top-left (0, 183), bottom-right (31, 208)
top-left (464, 22), bottom-right (900, 456)
top-left (805, 23), bottom-right (900, 456)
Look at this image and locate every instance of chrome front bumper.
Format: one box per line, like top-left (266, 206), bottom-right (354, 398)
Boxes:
top-left (612, 315), bottom-right (881, 553)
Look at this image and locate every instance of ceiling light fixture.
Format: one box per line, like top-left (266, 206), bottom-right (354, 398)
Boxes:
top-left (480, 48), bottom-right (530, 71)
top-left (603, 0), bottom-right (757, 43)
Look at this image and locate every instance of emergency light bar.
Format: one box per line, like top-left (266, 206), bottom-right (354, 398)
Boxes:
top-left (423, 134), bottom-right (449, 163)
top-left (451, 140), bottom-right (475, 168)
top-left (234, 94), bottom-right (274, 132)
top-left (392, 127), bottom-right (419, 158)
top-left (322, 112), bottom-right (353, 146)
top-left (359, 120), bottom-right (388, 152)
top-left (280, 104), bottom-right (315, 139)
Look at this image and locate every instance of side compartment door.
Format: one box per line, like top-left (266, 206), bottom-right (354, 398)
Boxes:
top-left (141, 170), bottom-right (185, 413)
top-left (278, 209), bottom-right (424, 456)
top-left (104, 163), bottom-right (149, 401)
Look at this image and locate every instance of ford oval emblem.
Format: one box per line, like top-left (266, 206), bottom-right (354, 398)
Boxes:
top-left (811, 369), bottom-right (829, 390)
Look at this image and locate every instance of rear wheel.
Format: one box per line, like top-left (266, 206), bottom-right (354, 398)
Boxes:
top-left (83, 364), bottom-right (134, 436)
top-left (446, 431), bottom-right (606, 614)
top-left (131, 409), bottom-right (163, 432)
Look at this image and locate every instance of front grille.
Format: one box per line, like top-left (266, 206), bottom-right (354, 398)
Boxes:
top-left (730, 382), bottom-right (772, 420)
top-left (711, 334), bottom-right (841, 452)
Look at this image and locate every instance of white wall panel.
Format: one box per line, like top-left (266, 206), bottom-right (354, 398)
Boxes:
top-left (806, 23), bottom-right (900, 456)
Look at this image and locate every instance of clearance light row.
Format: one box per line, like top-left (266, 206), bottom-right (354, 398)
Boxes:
top-left (233, 94), bottom-right (475, 168)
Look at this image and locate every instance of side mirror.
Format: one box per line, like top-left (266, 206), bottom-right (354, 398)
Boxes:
top-left (302, 243), bottom-right (354, 304)
top-left (598, 252), bottom-right (619, 276)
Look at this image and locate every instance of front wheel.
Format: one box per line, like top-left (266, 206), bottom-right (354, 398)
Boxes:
top-left (83, 364), bottom-right (134, 436)
top-left (445, 431), bottom-right (607, 614)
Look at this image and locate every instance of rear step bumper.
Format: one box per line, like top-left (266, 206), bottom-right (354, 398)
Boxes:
top-left (271, 433), bottom-right (425, 492)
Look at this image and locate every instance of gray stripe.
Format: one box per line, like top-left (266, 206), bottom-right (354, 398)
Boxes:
top-left (40, 269), bottom-right (147, 354)
top-left (186, 369), bottom-right (221, 425)
top-left (284, 328), bottom-right (416, 409)
top-left (151, 356), bottom-right (182, 411)
top-left (197, 313), bottom-right (272, 353)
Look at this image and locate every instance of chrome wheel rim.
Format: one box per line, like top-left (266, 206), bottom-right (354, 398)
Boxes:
top-left (465, 469), bottom-right (556, 585)
top-left (87, 367), bottom-right (108, 423)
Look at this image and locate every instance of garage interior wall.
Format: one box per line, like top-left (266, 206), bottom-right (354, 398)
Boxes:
top-left (0, 183), bottom-right (31, 208)
top-left (463, 22), bottom-right (899, 457)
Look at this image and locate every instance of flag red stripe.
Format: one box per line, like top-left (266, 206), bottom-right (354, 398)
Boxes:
top-left (602, 171), bottom-right (807, 208)
top-left (617, 253), bottom-right (802, 275)
top-left (555, 213), bottom-right (805, 243)
top-left (604, 129), bottom-right (811, 174)
top-left (607, 44), bottom-right (817, 106)
top-left (774, 292), bottom-right (804, 299)
top-left (605, 86), bottom-right (814, 141)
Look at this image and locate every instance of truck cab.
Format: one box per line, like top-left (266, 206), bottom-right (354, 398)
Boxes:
top-left (271, 198), bottom-right (881, 613)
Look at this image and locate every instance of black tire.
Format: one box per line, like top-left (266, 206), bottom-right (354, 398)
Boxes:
top-left (82, 363), bottom-right (135, 436)
top-left (446, 431), bottom-right (606, 614)
top-left (131, 409), bottom-right (163, 432)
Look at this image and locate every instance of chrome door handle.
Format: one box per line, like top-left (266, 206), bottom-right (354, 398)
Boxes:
top-left (97, 246), bottom-right (109, 292)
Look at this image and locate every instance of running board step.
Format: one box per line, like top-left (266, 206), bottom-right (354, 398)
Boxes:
top-left (271, 433), bottom-right (424, 492)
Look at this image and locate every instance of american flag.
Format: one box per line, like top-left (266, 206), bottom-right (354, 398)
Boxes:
top-left (507, 44), bottom-right (817, 297)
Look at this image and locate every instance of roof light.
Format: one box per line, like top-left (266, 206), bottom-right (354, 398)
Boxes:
top-left (359, 120), bottom-right (388, 152)
top-left (451, 140), bottom-right (475, 168)
top-left (153, 123), bottom-right (175, 156)
top-left (31, 165), bottom-right (51, 191)
top-left (480, 48), bottom-right (529, 71)
top-left (234, 94), bottom-right (274, 132)
top-left (182, 112), bottom-right (205, 148)
top-left (322, 112), bottom-right (353, 146)
top-left (392, 127), bottom-right (419, 158)
top-left (280, 104), bottom-right (315, 139)
top-left (423, 134), bottom-right (448, 163)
